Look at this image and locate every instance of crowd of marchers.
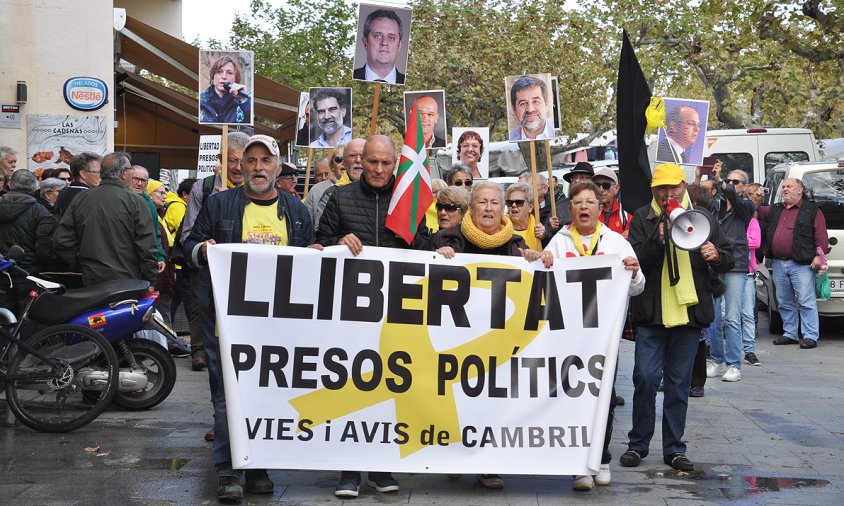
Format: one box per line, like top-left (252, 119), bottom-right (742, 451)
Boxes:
top-left (0, 131), bottom-right (828, 502)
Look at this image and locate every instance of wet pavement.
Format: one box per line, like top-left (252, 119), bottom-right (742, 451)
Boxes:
top-left (1, 314), bottom-right (843, 505)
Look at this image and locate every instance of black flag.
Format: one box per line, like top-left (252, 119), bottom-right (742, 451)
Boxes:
top-left (616, 29), bottom-right (653, 214)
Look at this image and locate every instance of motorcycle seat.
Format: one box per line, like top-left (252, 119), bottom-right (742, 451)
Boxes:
top-left (29, 279), bottom-right (151, 325)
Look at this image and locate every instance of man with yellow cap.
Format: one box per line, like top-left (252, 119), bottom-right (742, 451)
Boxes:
top-left (619, 163), bottom-right (734, 473)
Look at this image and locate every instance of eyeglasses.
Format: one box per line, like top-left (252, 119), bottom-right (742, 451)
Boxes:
top-left (595, 181), bottom-right (614, 190)
top-left (333, 156), bottom-right (344, 164)
top-left (436, 203), bottom-right (461, 212)
top-left (453, 180), bottom-right (472, 187)
top-left (571, 199), bottom-right (599, 207)
top-left (345, 152), bottom-right (363, 160)
top-left (227, 158), bottom-right (242, 165)
top-left (505, 199), bottom-right (526, 207)
top-left (724, 178), bottom-right (745, 185)
top-left (679, 120), bottom-right (701, 129)
top-left (84, 169), bottom-right (100, 175)
top-left (132, 176), bottom-right (148, 184)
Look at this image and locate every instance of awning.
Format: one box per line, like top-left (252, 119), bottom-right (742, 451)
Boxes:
top-left (117, 16), bottom-right (300, 142)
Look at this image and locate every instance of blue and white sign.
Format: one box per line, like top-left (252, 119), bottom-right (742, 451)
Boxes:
top-left (63, 77), bottom-right (108, 111)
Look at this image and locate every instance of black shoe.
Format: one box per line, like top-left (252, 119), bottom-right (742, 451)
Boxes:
top-left (664, 453), bottom-right (694, 472)
top-left (367, 471), bottom-right (399, 493)
top-left (335, 471), bottom-right (361, 498)
top-left (217, 475), bottom-right (243, 503)
top-left (689, 385), bottom-right (705, 397)
top-left (245, 469), bottom-right (274, 494)
top-left (800, 338), bottom-right (817, 349)
top-left (744, 352), bottom-right (761, 366)
top-left (615, 395), bottom-right (625, 406)
top-left (773, 336), bottom-right (799, 345)
top-left (619, 449), bottom-right (646, 467)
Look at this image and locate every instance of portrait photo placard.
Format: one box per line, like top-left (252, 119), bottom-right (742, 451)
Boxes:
top-left (353, 3), bottom-right (413, 85)
top-left (198, 49), bottom-right (254, 126)
top-left (295, 92), bottom-right (310, 148)
top-left (551, 76), bottom-right (562, 132)
top-left (504, 73), bottom-right (555, 142)
top-left (308, 87), bottom-right (353, 148)
top-left (403, 90), bottom-right (447, 149)
top-left (655, 97), bottom-right (710, 166)
top-left (452, 127), bottom-right (490, 180)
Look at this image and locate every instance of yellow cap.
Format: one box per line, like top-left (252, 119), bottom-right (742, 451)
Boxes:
top-left (146, 179), bottom-right (164, 195)
top-left (651, 163), bottom-right (685, 187)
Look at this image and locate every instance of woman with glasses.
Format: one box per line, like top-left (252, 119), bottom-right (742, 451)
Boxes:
top-left (432, 186), bottom-right (469, 232)
top-left (445, 164), bottom-right (473, 189)
top-left (531, 181), bottom-right (644, 492)
top-left (456, 130), bottom-right (484, 178)
top-left (504, 183), bottom-right (551, 250)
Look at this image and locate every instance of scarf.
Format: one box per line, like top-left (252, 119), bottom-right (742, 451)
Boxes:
top-left (569, 222), bottom-right (603, 256)
top-left (461, 213), bottom-right (514, 249)
top-left (513, 214), bottom-right (539, 251)
top-left (336, 172), bottom-right (352, 186)
top-left (650, 193), bottom-right (698, 327)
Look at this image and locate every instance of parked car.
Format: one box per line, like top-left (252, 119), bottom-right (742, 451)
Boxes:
top-left (704, 128), bottom-right (820, 184)
top-left (756, 160), bottom-right (844, 332)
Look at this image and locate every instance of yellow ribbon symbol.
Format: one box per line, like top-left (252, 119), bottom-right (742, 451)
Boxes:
top-left (645, 96), bottom-right (666, 136)
top-left (288, 262), bottom-right (547, 458)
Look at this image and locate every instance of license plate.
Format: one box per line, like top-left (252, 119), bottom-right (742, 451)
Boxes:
top-left (830, 277), bottom-right (844, 292)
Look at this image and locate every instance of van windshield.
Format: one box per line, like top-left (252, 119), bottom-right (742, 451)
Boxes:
top-left (765, 152), bottom-right (810, 172)
top-left (803, 170), bottom-right (844, 229)
top-left (712, 153), bottom-right (754, 181)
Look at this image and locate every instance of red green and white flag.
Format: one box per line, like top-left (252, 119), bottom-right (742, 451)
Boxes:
top-left (386, 100), bottom-right (434, 245)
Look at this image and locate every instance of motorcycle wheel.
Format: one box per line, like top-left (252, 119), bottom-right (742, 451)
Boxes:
top-left (5, 324), bottom-right (119, 433)
top-left (113, 339), bottom-right (176, 411)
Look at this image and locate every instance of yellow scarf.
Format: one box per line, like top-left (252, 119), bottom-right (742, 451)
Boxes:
top-left (513, 214), bottom-right (539, 251)
top-left (336, 172), bottom-right (352, 186)
top-left (461, 213), bottom-right (514, 249)
top-left (568, 222), bottom-right (602, 256)
top-left (650, 193), bottom-right (698, 327)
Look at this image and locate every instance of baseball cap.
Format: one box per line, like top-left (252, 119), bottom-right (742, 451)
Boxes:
top-left (244, 134), bottom-right (280, 157)
top-left (563, 161), bottom-right (594, 182)
top-left (278, 162), bottom-right (297, 177)
top-left (651, 163), bottom-right (686, 187)
top-left (592, 168), bottom-right (618, 184)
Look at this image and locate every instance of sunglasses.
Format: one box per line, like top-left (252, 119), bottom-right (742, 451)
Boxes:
top-left (595, 181), bottom-right (614, 190)
top-left (724, 178), bottom-right (745, 185)
top-left (333, 156), bottom-right (344, 164)
top-left (453, 180), bottom-right (472, 187)
top-left (436, 203), bottom-right (461, 212)
top-left (505, 199), bottom-right (526, 207)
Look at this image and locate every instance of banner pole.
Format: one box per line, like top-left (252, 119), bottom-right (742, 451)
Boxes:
top-left (529, 141), bottom-right (540, 222)
top-left (369, 83), bottom-right (381, 138)
top-left (545, 141), bottom-right (556, 218)
top-left (303, 148), bottom-right (314, 198)
top-left (220, 125), bottom-right (229, 187)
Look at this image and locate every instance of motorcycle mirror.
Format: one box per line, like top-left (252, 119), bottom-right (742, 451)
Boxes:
top-left (7, 245), bottom-right (25, 260)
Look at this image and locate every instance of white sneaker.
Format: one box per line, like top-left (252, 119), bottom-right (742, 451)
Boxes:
top-left (595, 464), bottom-right (611, 485)
top-left (722, 365), bottom-right (742, 382)
top-left (572, 475), bottom-right (594, 491)
top-left (706, 360), bottom-right (727, 377)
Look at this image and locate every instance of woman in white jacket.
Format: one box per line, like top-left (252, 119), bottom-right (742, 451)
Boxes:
top-left (529, 181), bottom-right (644, 491)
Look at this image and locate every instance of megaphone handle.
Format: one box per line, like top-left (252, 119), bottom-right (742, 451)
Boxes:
top-left (666, 240), bottom-right (680, 286)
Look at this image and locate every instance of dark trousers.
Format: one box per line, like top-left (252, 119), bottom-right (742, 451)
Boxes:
top-left (691, 340), bottom-right (708, 388)
top-left (188, 268), bottom-right (207, 352)
top-left (170, 268), bottom-right (192, 327)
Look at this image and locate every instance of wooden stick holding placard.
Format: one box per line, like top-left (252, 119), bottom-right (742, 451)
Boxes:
top-left (220, 125), bottom-right (228, 186)
top-left (529, 141), bottom-right (540, 222)
top-left (369, 83), bottom-right (381, 137)
top-left (303, 148), bottom-right (314, 199)
top-left (545, 141), bottom-right (556, 218)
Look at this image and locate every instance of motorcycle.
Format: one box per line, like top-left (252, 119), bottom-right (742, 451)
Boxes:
top-left (26, 278), bottom-right (182, 411)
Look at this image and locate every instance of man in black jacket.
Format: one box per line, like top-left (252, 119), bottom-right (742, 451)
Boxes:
top-left (619, 163), bottom-right (733, 473)
top-left (55, 152), bottom-right (102, 215)
top-left (316, 134), bottom-right (431, 498)
top-left (0, 170), bottom-right (51, 313)
top-left (185, 134), bottom-right (312, 503)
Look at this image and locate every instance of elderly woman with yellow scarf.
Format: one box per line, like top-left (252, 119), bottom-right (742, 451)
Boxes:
top-left (504, 182), bottom-right (552, 250)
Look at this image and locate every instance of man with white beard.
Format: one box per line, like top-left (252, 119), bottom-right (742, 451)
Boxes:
top-left (310, 88), bottom-right (353, 148)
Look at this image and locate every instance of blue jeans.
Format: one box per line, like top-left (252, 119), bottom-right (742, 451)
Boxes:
top-left (741, 274), bottom-right (757, 353)
top-left (709, 273), bottom-right (746, 368)
top-left (628, 325), bottom-right (699, 456)
top-left (772, 259), bottom-right (819, 340)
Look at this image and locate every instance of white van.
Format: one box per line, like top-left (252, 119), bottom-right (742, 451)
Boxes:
top-left (704, 128), bottom-right (820, 184)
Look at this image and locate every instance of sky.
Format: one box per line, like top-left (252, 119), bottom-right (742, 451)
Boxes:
top-left (182, 0), bottom-right (279, 44)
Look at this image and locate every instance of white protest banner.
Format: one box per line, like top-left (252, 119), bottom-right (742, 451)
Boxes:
top-left (197, 135), bottom-right (221, 179)
top-left (208, 244), bottom-right (630, 475)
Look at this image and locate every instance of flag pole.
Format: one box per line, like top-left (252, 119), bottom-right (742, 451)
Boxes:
top-left (369, 83), bottom-right (382, 137)
top-left (303, 148), bottom-right (314, 198)
top-left (545, 140), bottom-right (556, 218)
top-left (220, 125), bottom-right (228, 186)
top-left (529, 141), bottom-right (540, 222)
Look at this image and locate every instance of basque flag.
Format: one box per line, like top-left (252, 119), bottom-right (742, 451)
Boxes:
top-left (386, 100), bottom-right (434, 245)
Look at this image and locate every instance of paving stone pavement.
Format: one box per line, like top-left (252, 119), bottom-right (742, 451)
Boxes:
top-left (1, 314), bottom-right (842, 505)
